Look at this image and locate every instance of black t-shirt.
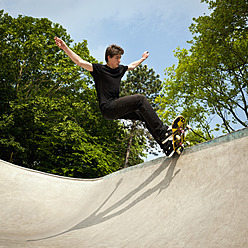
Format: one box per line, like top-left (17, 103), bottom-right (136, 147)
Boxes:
top-left (90, 63), bottom-right (128, 109)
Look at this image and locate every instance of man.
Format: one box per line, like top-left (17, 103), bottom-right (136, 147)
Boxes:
top-left (54, 37), bottom-right (173, 155)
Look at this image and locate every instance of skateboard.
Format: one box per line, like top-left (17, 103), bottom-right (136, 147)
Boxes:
top-left (171, 115), bottom-right (190, 155)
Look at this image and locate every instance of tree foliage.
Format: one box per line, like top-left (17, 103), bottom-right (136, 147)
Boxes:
top-left (121, 64), bottom-right (162, 166)
top-left (157, 0), bottom-right (248, 138)
top-left (0, 10), bottom-right (144, 178)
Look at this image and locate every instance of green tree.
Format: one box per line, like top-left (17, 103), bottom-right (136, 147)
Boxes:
top-left (157, 0), bottom-right (248, 139)
top-left (0, 94), bottom-right (132, 178)
top-left (121, 64), bottom-right (162, 167)
top-left (0, 11), bottom-right (144, 178)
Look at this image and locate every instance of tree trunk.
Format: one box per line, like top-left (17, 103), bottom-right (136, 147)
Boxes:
top-left (124, 121), bottom-right (136, 168)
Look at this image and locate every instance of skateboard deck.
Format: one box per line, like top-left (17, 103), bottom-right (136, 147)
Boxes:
top-left (172, 115), bottom-right (189, 155)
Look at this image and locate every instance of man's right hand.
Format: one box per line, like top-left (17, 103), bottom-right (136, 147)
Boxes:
top-left (54, 36), bottom-right (93, 71)
top-left (54, 37), bottom-right (66, 50)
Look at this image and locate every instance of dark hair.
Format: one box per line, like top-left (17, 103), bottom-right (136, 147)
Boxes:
top-left (105, 44), bottom-right (124, 62)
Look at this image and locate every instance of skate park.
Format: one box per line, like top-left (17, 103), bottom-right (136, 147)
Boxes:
top-left (0, 127), bottom-right (248, 247)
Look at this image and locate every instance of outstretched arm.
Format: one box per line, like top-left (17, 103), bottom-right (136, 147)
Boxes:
top-left (127, 51), bottom-right (149, 71)
top-left (54, 37), bottom-right (93, 72)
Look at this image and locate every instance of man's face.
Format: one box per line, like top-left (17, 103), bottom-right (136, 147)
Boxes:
top-left (107, 54), bottom-right (121, 69)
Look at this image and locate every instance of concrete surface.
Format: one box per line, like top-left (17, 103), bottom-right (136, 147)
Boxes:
top-left (0, 128), bottom-right (248, 248)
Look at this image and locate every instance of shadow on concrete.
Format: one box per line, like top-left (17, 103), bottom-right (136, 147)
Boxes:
top-left (30, 154), bottom-right (180, 241)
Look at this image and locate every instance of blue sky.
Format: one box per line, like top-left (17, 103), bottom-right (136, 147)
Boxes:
top-left (0, 0), bottom-right (210, 160)
top-left (0, 0), bottom-right (210, 79)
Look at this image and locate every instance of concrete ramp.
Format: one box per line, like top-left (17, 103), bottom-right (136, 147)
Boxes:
top-left (0, 128), bottom-right (248, 248)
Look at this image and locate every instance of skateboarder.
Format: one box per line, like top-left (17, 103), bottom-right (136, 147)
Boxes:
top-left (54, 37), bottom-right (173, 155)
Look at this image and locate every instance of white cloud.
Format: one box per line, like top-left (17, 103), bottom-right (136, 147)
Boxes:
top-left (90, 43), bottom-right (107, 62)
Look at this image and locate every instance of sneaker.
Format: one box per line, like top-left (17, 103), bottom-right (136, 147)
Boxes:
top-left (162, 140), bottom-right (174, 157)
top-left (161, 126), bottom-right (173, 145)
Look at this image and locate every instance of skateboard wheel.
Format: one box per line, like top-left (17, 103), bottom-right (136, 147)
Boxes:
top-left (176, 150), bottom-right (181, 155)
top-left (176, 135), bottom-right (180, 140)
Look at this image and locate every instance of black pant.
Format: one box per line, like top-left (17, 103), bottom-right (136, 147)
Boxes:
top-left (100, 94), bottom-right (166, 145)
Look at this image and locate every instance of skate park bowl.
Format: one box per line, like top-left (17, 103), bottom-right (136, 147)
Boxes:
top-left (0, 128), bottom-right (248, 247)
